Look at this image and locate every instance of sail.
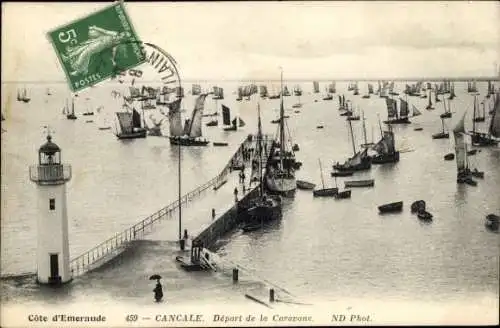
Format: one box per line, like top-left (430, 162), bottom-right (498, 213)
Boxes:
top-left (167, 99), bottom-right (183, 136)
top-left (188, 94), bottom-right (207, 138)
top-left (132, 109), bottom-right (142, 128)
top-left (412, 105), bottom-right (422, 117)
top-left (259, 85), bottom-right (268, 97)
top-left (489, 92), bottom-right (500, 137)
top-left (222, 104), bottom-right (231, 125)
top-left (373, 130), bottom-right (395, 155)
top-left (313, 81), bottom-right (320, 93)
top-left (237, 87), bottom-right (243, 99)
top-left (176, 86), bottom-right (184, 98)
top-left (116, 112), bottom-right (133, 134)
top-left (399, 98), bottom-right (409, 117)
top-left (453, 112), bottom-right (467, 171)
top-left (183, 119), bottom-right (191, 135)
top-left (232, 117), bottom-right (245, 127)
top-left (347, 148), bottom-right (368, 166)
top-left (386, 98), bottom-right (397, 118)
top-left (368, 84), bottom-right (374, 94)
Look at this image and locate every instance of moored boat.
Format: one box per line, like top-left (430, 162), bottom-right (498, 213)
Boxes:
top-left (378, 201), bottom-right (403, 213)
top-left (313, 159), bottom-right (337, 197)
top-left (444, 153), bottom-right (455, 161)
top-left (411, 200), bottom-right (426, 213)
top-left (213, 142), bottom-right (228, 147)
top-left (335, 189), bottom-right (351, 199)
top-left (344, 179), bottom-right (374, 188)
top-left (485, 214), bottom-right (499, 232)
top-left (168, 95), bottom-right (210, 146)
top-left (331, 170), bottom-right (354, 177)
top-left (296, 180), bottom-right (315, 190)
top-left (417, 210), bottom-right (433, 221)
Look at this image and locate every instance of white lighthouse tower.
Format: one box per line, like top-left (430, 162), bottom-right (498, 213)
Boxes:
top-left (29, 133), bottom-right (72, 285)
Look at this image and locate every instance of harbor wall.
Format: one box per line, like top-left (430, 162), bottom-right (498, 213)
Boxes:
top-left (193, 186), bottom-right (260, 251)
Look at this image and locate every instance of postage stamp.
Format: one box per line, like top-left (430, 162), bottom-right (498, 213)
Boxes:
top-left (47, 1), bottom-right (145, 92)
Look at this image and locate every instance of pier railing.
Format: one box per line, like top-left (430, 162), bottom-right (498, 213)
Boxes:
top-left (69, 134), bottom-right (273, 276)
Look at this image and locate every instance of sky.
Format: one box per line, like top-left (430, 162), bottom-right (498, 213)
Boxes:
top-left (1, 1), bottom-right (499, 82)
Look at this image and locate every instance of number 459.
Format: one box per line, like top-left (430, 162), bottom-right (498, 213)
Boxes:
top-left (58, 29), bottom-right (78, 45)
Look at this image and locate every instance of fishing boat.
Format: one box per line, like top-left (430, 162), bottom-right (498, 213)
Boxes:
top-left (245, 103), bottom-right (282, 227)
top-left (222, 104), bottom-right (245, 131)
top-left (383, 97), bottom-right (411, 124)
top-left (473, 100), bottom-right (486, 123)
top-left (439, 97), bottom-right (452, 119)
top-left (335, 189), bottom-right (351, 199)
top-left (333, 118), bottom-right (372, 171)
top-left (236, 87), bottom-right (243, 101)
top-left (115, 108), bottom-right (147, 139)
top-left (372, 119), bottom-right (400, 164)
top-left (448, 83), bottom-right (456, 100)
top-left (338, 94), bottom-right (347, 111)
top-left (378, 201), bottom-right (403, 213)
top-left (313, 159), bottom-right (338, 197)
top-left (344, 179), bottom-right (374, 188)
top-left (212, 86), bottom-right (224, 100)
top-left (66, 99), bottom-right (77, 120)
top-left (485, 214), bottom-right (499, 232)
top-left (316, 125), bottom-right (324, 129)
top-left (205, 99), bottom-right (220, 127)
top-left (168, 95), bottom-right (210, 146)
top-left (331, 170), bottom-right (354, 177)
top-left (19, 88), bottom-right (30, 103)
top-left (323, 87), bottom-right (333, 101)
top-left (470, 92), bottom-right (499, 147)
top-left (259, 85), bottom-right (268, 98)
top-left (191, 84), bottom-right (202, 96)
top-left (292, 86), bottom-right (302, 108)
top-left (82, 106), bottom-right (94, 116)
top-left (353, 82), bottom-right (359, 96)
top-left (297, 180), bottom-right (315, 190)
top-left (312, 81), bottom-right (320, 94)
top-left (346, 105), bottom-right (360, 121)
top-left (264, 70), bottom-right (296, 196)
top-left (425, 90), bottom-right (434, 110)
top-left (432, 117), bottom-right (449, 139)
top-left (282, 85), bottom-right (291, 97)
top-left (46, 88), bottom-right (52, 96)
top-left (453, 112), bottom-right (477, 185)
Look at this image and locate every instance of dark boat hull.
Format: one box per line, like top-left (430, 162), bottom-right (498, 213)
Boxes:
top-left (383, 118), bottom-right (411, 124)
top-left (432, 132), bottom-right (449, 139)
top-left (169, 137), bottom-right (209, 146)
top-left (335, 190), bottom-right (351, 199)
top-left (206, 121), bottom-right (218, 127)
top-left (313, 187), bottom-right (338, 197)
top-left (411, 200), bottom-right (426, 213)
top-left (331, 171), bottom-right (354, 177)
top-left (246, 196), bottom-right (282, 223)
top-left (296, 180), bottom-right (315, 190)
top-left (213, 142), bottom-right (228, 147)
top-left (371, 152), bottom-right (399, 164)
top-left (417, 210), bottom-right (433, 221)
top-left (444, 153), bottom-right (455, 161)
top-left (485, 214), bottom-right (499, 232)
top-left (333, 158), bottom-right (372, 171)
top-left (471, 133), bottom-right (499, 147)
top-left (440, 112), bottom-right (452, 119)
top-left (116, 130), bottom-right (147, 139)
top-left (378, 201), bottom-right (403, 213)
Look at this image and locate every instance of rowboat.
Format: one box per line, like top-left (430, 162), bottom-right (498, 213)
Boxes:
top-left (296, 180), bottom-right (315, 190)
top-left (485, 214), bottom-right (499, 231)
top-left (410, 200), bottom-right (426, 213)
top-left (417, 210), bottom-right (433, 221)
top-left (335, 189), bottom-right (351, 199)
top-left (313, 187), bottom-right (338, 197)
top-left (344, 179), bottom-right (374, 188)
top-left (331, 171), bottom-right (354, 177)
top-left (378, 201), bottom-right (403, 213)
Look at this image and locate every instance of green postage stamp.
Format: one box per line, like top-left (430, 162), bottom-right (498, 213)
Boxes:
top-left (47, 1), bottom-right (145, 92)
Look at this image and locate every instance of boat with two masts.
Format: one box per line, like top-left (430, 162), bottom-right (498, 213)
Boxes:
top-left (168, 95), bottom-right (210, 146)
top-left (470, 92), bottom-right (499, 147)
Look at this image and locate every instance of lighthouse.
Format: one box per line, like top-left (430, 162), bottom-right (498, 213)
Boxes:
top-left (29, 133), bottom-right (72, 285)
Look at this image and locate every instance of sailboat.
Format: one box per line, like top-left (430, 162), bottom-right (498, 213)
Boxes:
top-left (222, 104), bottom-right (245, 131)
top-left (329, 82), bottom-right (336, 94)
top-left (312, 81), bottom-right (320, 93)
top-left (473, 97), bottom-right (486, 122)
top-left (83, 105), bottom-right (94, 116)
top-left (236, 87), bottom-right (243, 101)
top-left (264, 70), bottom-right (296, 196)
top-left (353, 82), bottom-right (359, 96)
top-left (362, 83), bottom-right (371, 98)
top-left (360, 111), bottom-right (374, 148)
top-left (448, 83), bottom-right (456, 100)
top-left (244, 103), bottom-right (282, 231)
top-left (259, 85), bottom-right (268, 98)
top-left (372, 118), bottom-right (400, 164)
top-left (486, 81), bottom-right (495, 98)
top-left (46, 88), bottom-right (52, 96)
top-left (20, 88), bottom-right (30, 103)
top-left (323, 87), bottom-right (333, 100)
top-left (470, 92), bottom-right (499, 147)
top-left (115, 107), bottom-right (147, 139)
top-left (191, 84), bottom-right (201, 96)
top-left (96, 107), bottom-right (111, 130)
top-left (313, 159), bottom-right (338, 197)
top-left (438, 97), bottom-right (451, 119)
top-left (282, 85), bottom-right (291, 97)
top-left (432, 117), bottom-right (449, 139)
top-left (66, 98), bottom-right (77, 120)
top-left (338, 94), bottom-right (347, 110)
top-left (169, 95), bottom-right (209, 146)
top-left (425, 90), bottom-right (434, 110)
top-left (292, 85), bottom-right (302, 108)
top-left (205, 99), bottom-right (219, 126)
top-left (383, 97), bottom-right (411, 124)
top-left (333, 118), bottom-right (372, 171)
top-left (453, 112), bottom-right (477, 186)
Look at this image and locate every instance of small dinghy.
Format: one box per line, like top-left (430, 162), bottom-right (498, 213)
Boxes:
top-left (378, 201), bottom-right (403, 213)
top-left (313, 187), bottom-right (338, 197)
top-left (316, 125), bottom-right (324, 129)
top-left (213, 142), bottom-right (229, 147)
top-left (345, 179), bottom-right (374, 188)
top-left (444, 153), bottom-right (455, 161)
top-left (467, 149), bottom-right (478, 156)
top-left (414, 127), bottom-right (423, 131)
top-left (294, 110), bottom-right (300, 113)
top-left (471, 168), bottom-right (484, 178)
top-left (485, 214), bottom-right (499, 232)
top-left (296, 180), bottom-right (315, 190)
top-left (411, 200), bottom-right (426, 213)
top-left (417, 210), bottom-right (433, 221)
top-left (335, 189), bottom-right (351, 199)
top-left (292, 144), bottom-right (299, 152)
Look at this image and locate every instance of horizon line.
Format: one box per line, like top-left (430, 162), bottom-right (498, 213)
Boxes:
top-left (2, 76), bottom-right (500, 84)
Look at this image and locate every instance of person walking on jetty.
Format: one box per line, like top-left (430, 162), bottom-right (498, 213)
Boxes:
top-left (234, 187), bottom-right (238, 202)
top-left (149, 275), bottom-right (163, 302)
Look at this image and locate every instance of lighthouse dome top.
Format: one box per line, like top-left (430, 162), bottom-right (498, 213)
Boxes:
top-left (39, 135), bottom-right (60, 155)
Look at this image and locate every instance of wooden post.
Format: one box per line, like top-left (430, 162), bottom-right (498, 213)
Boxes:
top-left (232, 268), bottom-right (239, 282)
top-left (269, 288), bottom-right (275, 302)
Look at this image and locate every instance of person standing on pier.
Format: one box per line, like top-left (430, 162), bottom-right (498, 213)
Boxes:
top-left (211, 208), bottom-right (216, 220)
top-left (234, 187), bottom-right (238, 202)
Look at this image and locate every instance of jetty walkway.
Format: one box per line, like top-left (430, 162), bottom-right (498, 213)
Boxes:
top-left (68, 134), bottom-right (274, 277)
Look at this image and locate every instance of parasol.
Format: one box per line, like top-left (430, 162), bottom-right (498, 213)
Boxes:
top-left (149, 274), bottom-right (162, 280)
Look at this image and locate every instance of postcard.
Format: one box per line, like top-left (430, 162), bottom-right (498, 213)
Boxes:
top-left (1, 1), bottom-right (499, 327)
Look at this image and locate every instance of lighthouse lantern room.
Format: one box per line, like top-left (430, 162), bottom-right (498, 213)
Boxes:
top-left (29, 133), bottom-right (72, 285)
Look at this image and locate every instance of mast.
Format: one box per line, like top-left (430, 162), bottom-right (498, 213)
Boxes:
top-left (362, 110), bottom-right (368, 145)
top-left (279, 68), bottom-right (285, 172)
top-left (318, 159), bottom-right (325, 189)
top-left (441, 117), bottom-right (445, 133)
top-left (377, 113), bottom-right (383, 138)
top-left (348, 118), bottom-right (357, 156)
top-left (257, 103), bottom-right (263, 196)
top-left (472, 95), bottom-right (477, 133)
